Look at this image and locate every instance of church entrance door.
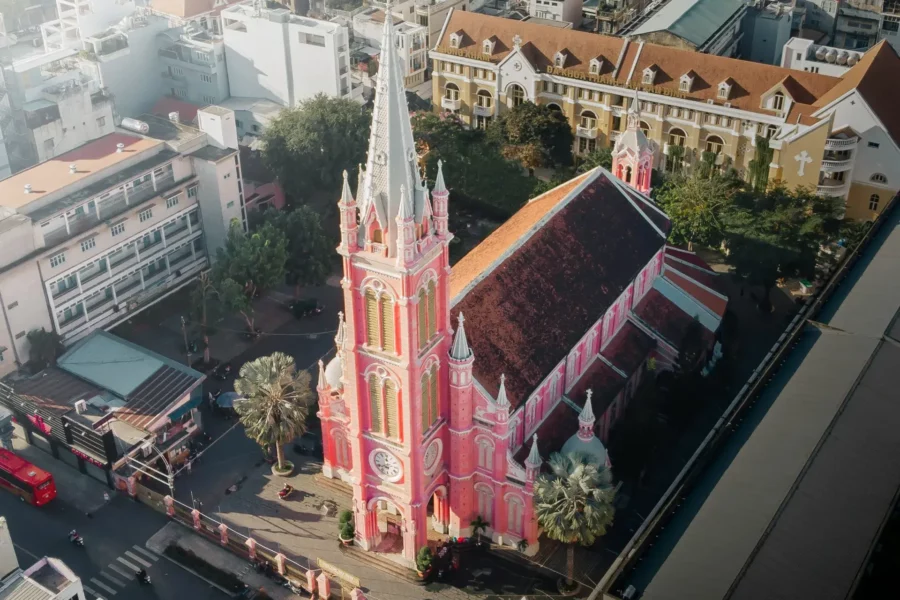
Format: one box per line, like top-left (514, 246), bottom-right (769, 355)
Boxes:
top-left (370, 498), bottom-right (406, 556)
top-left (428, 486), bottom-right (449, 534)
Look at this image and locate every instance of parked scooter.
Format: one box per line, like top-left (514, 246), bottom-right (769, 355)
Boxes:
top-left (213, 363), bottom-right (232, 380)
top-left (278, 484), bottom-right (294, 500)
top-left (68, 530), bottom-right (84, 547)
top-left (136, 569), bottom-right (151, 585)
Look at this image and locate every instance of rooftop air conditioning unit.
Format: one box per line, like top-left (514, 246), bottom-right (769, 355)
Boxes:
top-left (707, 99), bottom-right (714, 105)
top-left (74, 400), bottom-right (87, 414)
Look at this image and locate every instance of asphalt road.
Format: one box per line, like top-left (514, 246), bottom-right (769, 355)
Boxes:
top-left (0, 490), bottom-right (232, 600)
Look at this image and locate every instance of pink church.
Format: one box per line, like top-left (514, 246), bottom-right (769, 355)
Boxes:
top-left (317, 11), bottom-right (727, 567)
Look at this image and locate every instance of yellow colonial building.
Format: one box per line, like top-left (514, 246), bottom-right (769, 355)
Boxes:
top-left (429, 10), bottom-right (900, 220)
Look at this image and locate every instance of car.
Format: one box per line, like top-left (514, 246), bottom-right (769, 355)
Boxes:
top-left (290, 298), bottom-right (323, 319)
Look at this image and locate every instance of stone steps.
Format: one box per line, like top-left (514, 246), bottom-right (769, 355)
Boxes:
top-left (313, 474), bottom-right (353, 498)
top-left (338, 542), bottom-right (422, 584)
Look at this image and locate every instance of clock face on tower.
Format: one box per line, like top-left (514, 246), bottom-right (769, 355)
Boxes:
top-left (370, 449), bottom-right (403, 482)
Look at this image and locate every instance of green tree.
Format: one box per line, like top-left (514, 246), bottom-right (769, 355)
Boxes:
top-left (534, 452), bottom-right (616, 589)
top-left (259, 206), bottom-right (333, 298)
top-left (26, 328), bottom-right (63, 371)
top-left (212, 221), bottom-right (288, 331)
top-left (747, 136), bottom-right (774, 192)
top-left (665, 144), bottom-right (685, 174)
top-left (654, 172), bottom-right (738, 250)
top-left (488, 102), bottom-right (574, 171)
top-left (722, 185), bottom-right (843, 311)
top-left (262, 94), bottom-right (370, 202)
top-left (576, 147), bottom-right (613, 173)
top-left (233, 352), bottom-right (310, 472)
top-left (189, 272), bottom-right (225, 364)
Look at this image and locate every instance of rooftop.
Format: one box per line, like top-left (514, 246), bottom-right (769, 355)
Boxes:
top-left (26, 559), bottom-right (74, 594)
top-left (0, 134), bottom-right (163, 210)
top-left (150, 0), bottom-right (243, 19)
top-left (626, 203), bottom-right (900, 600)
top-left (0, 576), bottom-right (53, 600)
top-left (630, 0), bottom-right (746, 48)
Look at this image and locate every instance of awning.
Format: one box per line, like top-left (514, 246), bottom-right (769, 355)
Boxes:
top-left (167, 394), bottom-right (202, 421)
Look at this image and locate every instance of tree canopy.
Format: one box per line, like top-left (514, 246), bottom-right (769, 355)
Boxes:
top-left (257, 206), bottom-right (333, 296)
top-left (26, 328), bottom-right (63, 372)
top-left (262, 94), bottom-right (371, 203)
top-left (654, 171), bottom-right (740, 250)
top-left (487, 102), bottom-right (574, 170)
top-left (234, 352), bottom-right (311, 472)
top-left (576, 147), bottom-right (612, 174)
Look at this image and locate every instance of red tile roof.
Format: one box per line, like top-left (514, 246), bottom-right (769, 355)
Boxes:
top-left (150, 97), bottom-right (203, 124)
top-left (664, 269), bottom-right (728, 318)
top-left (663, 256), bottom-right (723, 294)
top-left (664, 246), bottom-right (716, 272)
top-left (634, 288), bottom-right (714, 349)
top-left (601, 321), bottom-right (656, 375)
top-left (513, 399), bottom-right (580, 464)
top-left (452, 171), bottom-right (666, 407)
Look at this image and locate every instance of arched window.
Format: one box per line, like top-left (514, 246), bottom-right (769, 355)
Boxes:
top-left (706, 135), bottom-right (724, 155)
top-left (421, 364), bottom-right (439, 431)
top-left (871, 173), bottom-right (888, 184)
top-left (476, 485), bottom-right (493, 523)
top-left (369, 373), bottom-right (382, 433)
top-left (869, 194), bottom-right (880, 211)
top-left (365, 287), bottom-right (396, 353)
top-left (384, 379), bottom-right (399, 439)
top-left (427, 280), bottom-right (437, 338)
top-left (580, 110), bottom-right (597, 129)
top-left (380, 296), bottom-right (395, 353)
top-left (416, 279), bottom-right (438, 350)
top-left (640, 121), bottom-right (650, 137)
top-left (772, 92), bottom-right (785, 112)
top-left (477, 438), bottom-right (493, 470)
top-left (476, 89), bottom-right (492, 108)
top-left (766, 124), bottom-right (778, 139)
top-left (506, 496), bottom-right (524, 535)
top-left (508, 84), bottom-right (526, 107)
top-left (547, 103), bottom-right (562, 112)
top-left (444, 83), bottom-right (459, 100)
top-left (365, 290), bottom-right (379, 347)
top-left (668, 128), bottom-right (686, 147)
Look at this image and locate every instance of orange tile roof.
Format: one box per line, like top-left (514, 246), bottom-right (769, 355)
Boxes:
top-left (436, 10), bottom-right (841, 116)
top-left (150, 0), bottom-right (241, 18)
top-left (0, 134), bottom-right (163, 210)
top-left (664, 268), bottom-right (727, 318)
top-left (813, 40), bottom-right (900, 144)
top-left (449, 171), bottom-right (593, 301)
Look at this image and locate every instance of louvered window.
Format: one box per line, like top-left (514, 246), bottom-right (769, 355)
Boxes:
top-left (384, 379), bottom-right (399, 439)
top-left (365, 290), bottom-right (379, 347)
top-left (427, 280), bottom-right (437, 339)
top-left (418, 289), bottom-right (428, 349)
top-left (380, 296), bottom-right (395, 353)
top-left (421, 372), bottom-right (430, 433)
top-left (429, 367), bottom-right (438, 426)
top-left (369, 373), bottom-right (382, 433)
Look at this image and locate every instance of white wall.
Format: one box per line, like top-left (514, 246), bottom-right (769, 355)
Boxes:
top-left (825, 91), bottom-right (900, 186)
top-left (31, 94), bottom-right (115, 163)
top-left (224, 13), bottom-right (293, 105)
top-left (193, 153), bottom-right (243, 258)
top-left (0, 260), bottom-right (54, 371)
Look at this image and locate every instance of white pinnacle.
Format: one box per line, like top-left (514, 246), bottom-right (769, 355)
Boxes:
top-left (579, 389), bottom-right (595, 424)
top-left (433, 159), bottom-right (447, 194)
top-left (496, 373), bottom-right (510, 408)
top-left (317, 359), bottom-right (326, 390)
top-left (526, 434), bottom-right (541, 467)
top-left (397, 184), bottom-right (413, 220)
top-left (340, 169), bottom-right (354, 206)
top-left (450, 312), bottom-right (472, 360)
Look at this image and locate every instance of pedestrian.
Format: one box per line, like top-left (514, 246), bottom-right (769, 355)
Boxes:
top-left (103, 492), bottom-right (110, 503)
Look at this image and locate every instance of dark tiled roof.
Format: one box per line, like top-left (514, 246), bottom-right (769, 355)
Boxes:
top-left (117, 365), bottom-right (197, 430)
top-left (513, 399), bottom-right (580, 464)
top-left (664, 269), bottom-right (728, 317)
top-left (663, 255), bottom-right (724, 294)
top-left (453, 172), bottom-right (666, 407)
top-left (568, 359), bottom-right (626, 416)
top-left (634, 289), bottom-right (713, 349)
top-left (601, 321), bottom-right (656, 375)
top-left (12, 367), bottom-right (104, 414)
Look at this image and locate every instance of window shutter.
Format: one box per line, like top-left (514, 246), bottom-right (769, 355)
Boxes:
top-left (421, 373), bottom-right (430, 433)
top-left (429, 367), bottom-right (438, 426)
top-left (365, 290), bottom-right (379, 347)
top-left (381, 297), bottom-right (395, 352)
top-left (418, 290), bottom-right (427, 349)
top-left (427, 281), bottom-right (437, 339)
top-left (369, 374), bottom-right (382, 433)
top-left (384, 379), bottom-right (399, 438)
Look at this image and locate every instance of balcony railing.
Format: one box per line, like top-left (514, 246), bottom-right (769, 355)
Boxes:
top-left (576, 126), bottom-right (598, 139)
top-left (821, 158), bottom-right (854, 172)
top-left (817, 181), bottom-right (849, 196)
top-left (441, 97), bottom-right (461, 111)
top-left (473, 104), bottom-right (492, 116)
top-left (824, 137), bottom-right (858, 150)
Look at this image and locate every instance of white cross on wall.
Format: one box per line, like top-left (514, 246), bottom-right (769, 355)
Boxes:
top-left (794, 150), bottom-right (813, 177)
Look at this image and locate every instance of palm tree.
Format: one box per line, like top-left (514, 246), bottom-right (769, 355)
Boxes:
top-left (533, 452), bottom-right (616, 590)
top-left (233, 352), bottom-right (311, 472)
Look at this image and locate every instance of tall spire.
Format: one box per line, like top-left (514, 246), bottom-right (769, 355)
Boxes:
top-left (357, 2), bottom-right (424, 255)
top-left (495, 374), bottom-right (510, 408)
top-left (526, 434), bottom-right (541, 467)
top-left (334, 311), bottom-right (346, 350)
top-left (434, 159), bottom-right (447, 195)
top-left (317, 359), bottom-right (327, 391)
top-left (340, 170), bottom-right (353, 206)
top-left (626, 90), bottom-right (641, 130)
top-left (577, 389), bottom-right (596, 441)
top-left (450, 312), bottom-right (472, 360)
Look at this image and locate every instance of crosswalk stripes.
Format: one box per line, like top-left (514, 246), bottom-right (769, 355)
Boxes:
top-left (82, 584), bottom-right (102, 599)
top-left (124, 550), bottom-right (153, 568)
top-left (106, 562), bottom-right (132, 581)
top-left (99, 571), bottom-right (126, 587)
top-left (115, 556), bottom-right (139, 571)
top-left (82, 546), bottom-right (162, 599)
top-left (132, 545), bottom-right (160, 562)
top-left (89, 577), bottom-right (118, 596)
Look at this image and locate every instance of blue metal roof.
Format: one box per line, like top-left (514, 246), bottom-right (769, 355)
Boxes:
top-left (631, 0), bottom-right (745, 48)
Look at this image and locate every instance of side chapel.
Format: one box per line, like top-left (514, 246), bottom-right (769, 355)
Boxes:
top-left (316, 10), bottom-right (727, 566)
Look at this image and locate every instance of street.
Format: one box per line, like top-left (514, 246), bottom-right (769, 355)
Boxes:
top-left (0, 490), bottom-right (232, 600)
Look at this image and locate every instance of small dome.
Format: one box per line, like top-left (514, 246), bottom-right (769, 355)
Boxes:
top-left (561, 433), bottom-right (608, 467)
top-left (324, 357), bottom-right (343, 390)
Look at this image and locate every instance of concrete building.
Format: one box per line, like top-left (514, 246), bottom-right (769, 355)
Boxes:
top-left (157, 24), bottom-right (230, 107)
top-left (352, 8), bottom-right (427, 87)
top-left (0, 108), bottom-right (245, 376)
top-left (431, 10), bottom-right (900, 221)
top-left (740, 1), bottom-right (793, 64)
top-left (624, 0), bottom-right (748, 57)
top-left (392, 0), bottom-right (469, 51)
top-left (528, 0), bottom-right (584, 25)
top-left (583, 0), bottom-right (648, 35)
top-left (0, 518), bottom-right (86, 600)
top-left (781, 36), bottom-right (864, 74)
top-left (222, 3), bottom-right (359, 107)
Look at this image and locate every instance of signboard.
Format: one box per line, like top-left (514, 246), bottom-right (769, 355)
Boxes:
top-left (70, 447), bottom-right (107, 469)
top-left (544, 66), bottom-right (689, 99)
top-left (437, 47), bottom-right (493, 62)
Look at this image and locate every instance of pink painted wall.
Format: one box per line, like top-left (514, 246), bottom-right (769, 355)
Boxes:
top-left (243, 180), bottom-right (286, 212)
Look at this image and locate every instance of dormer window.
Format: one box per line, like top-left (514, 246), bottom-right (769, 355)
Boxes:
top-left (482, 38), bottom-right (495, 55)
top-left (554, 51), bottom-right (567, 68)
top-left (718, 79), bottom-right (732, 100)
top-left (771, 91), bottom-right (785, 112)
top-left (680, 72), bottom-right (694, 93)
top-left (642, 66), bottom-right (657, 85)
top-left (449, 32), bottom-right (462, 49)
top-left (589, 57), bottom-right (603, 75)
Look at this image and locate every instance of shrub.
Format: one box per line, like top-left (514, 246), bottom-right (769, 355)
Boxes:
top-left (338, 509), bottom-right (353, 525)
top-left (339, 521), bottom-right (354, 540)
top-left (415, 546), bottom-right (433, 573)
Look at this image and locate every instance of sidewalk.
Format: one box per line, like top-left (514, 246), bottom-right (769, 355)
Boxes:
top-left (9, 424), bottom-right (111, 515)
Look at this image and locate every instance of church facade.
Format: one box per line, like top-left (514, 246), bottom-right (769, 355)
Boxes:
top-left (317, 10), bottom-right (727, 567)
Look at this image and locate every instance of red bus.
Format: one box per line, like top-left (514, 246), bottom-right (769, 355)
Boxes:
top-left (0, 449), bottom-right (56, 506)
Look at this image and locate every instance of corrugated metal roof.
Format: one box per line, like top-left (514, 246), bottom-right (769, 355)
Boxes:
top-left (631, 0), bottom-right (745, 48)
top-left (0, 577), bottom-right (53, 600)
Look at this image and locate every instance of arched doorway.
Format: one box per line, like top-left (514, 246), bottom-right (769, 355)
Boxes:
top-left (367, 496), bottom-right (407, 555)
top-left (507, 83), bottom-right (526, 108)
top-left (427, 485), bottom-right (449, 534)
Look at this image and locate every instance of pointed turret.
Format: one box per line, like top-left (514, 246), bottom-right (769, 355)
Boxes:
top-left (431, 159), bottom-right (450, 239)
top-left (434, 159), bottom-right (447, 195)
top-left (334, 311), bottom-right (346, 351)
top-left (626, 90), bottom-right (641, 130)
top-left (495, 374), bottom-right (510, 409)
top-left (450, 312), bottom-right (472, 360)
top-left (338, 170), bottom-right (358, 253)
top-left (396, 184), bottom-right (417, 266)
top-left (525, 434), bottom-right (542, 467)
top-left (577, 389), bottom-right (596, 441)
top-left (356, 5), bottom-right (425, 255)
top-left (317, 359), bottom-right (327, 391)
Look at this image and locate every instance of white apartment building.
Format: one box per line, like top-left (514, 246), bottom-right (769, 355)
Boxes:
top-left (0, 108), bottom-right (245, 376)
top-left (392, 0), bottom-right (470, 50)
top-left (781, 36), bottom-right (864, 75)
top-left (352, 8), bottom-right (427, 87)
top-left (528, 0), bottom-right (585, 25)
top-left (222, 3), bottom-right (360, 107)
top-left (0, 517), bottom-right (86, 600)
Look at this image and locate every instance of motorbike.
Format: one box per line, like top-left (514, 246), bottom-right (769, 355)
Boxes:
top-left (136, 570), bottom-right (151, 585)
top-left (278, 484), bottom-right (294, 500)
top-left (68, 531), bottom-right (84, 547)
top-left (213, 363), bottom-right (232, 381)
